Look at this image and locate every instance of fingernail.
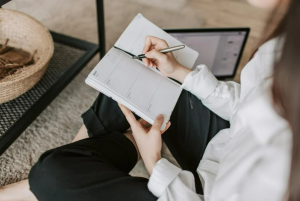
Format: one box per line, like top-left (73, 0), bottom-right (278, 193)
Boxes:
top-left (157, 114), bottom-right (164, 118)
top-left (145, 52), bottom-right (149, 57)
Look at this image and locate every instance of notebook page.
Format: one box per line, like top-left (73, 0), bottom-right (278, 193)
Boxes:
top-left (87, 48), bottom-right (182, 128)
top-left (115, 13), bottom-right (199, 69)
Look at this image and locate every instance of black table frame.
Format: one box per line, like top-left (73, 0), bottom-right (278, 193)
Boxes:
top-left (0, 0), bottom-right (106, 155)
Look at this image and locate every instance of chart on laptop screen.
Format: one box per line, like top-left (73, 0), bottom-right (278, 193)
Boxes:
top-left (169, 31), bottom-right (248, 77)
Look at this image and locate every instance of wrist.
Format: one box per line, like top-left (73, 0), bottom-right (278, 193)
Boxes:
top-left (145, 153), bottom-right (161, 175)
top-left (170, 65), bottom-right (192, 83)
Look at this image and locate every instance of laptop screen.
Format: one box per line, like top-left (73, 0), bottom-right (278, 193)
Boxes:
top-left (168, 29), bottom-right (249, 78)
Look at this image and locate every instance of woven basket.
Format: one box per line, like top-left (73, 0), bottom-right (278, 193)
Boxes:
top-left (0, 8), bottom-right (54, 104)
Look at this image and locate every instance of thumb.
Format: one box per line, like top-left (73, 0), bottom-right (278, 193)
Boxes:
top-left (152, 114), bottom-right (165, 131)
top-left (145, 49), bottom-right (167, 61)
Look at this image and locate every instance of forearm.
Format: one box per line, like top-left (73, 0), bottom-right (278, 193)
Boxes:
top-left (169, 64), bottom-right (192, 83)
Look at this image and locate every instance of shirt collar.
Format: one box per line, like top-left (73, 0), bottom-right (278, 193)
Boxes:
top-left (258, 36), bottom-right (284, 55)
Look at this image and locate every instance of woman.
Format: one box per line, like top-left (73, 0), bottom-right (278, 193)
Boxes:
top-left (0, 0), bottom-right (298, 200)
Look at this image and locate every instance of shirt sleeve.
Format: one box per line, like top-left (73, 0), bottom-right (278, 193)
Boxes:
top-left (181, 65), bottom-right (241, 121)
top-left (237, 136), bottom-right (290, 201)
top-left (148, 158), bottom-right (204, 201)
top-left (197, 129), bottom-right (230, 200)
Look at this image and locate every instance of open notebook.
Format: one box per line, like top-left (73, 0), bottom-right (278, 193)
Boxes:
top-left (86, 14), bottom-right (199, 129)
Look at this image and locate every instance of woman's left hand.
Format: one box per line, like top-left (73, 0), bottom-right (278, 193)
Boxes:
top-left (118, 103), bottom-right (171, 175)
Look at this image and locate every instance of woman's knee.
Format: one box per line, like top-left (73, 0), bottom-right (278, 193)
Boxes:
top-left (28, 148), bottom-right (75, 193)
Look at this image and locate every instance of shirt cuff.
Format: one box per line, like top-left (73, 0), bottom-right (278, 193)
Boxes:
top-left (148, 158), bottom-right (181, 197)
top-left (181, 64), bottom-right (219, 99)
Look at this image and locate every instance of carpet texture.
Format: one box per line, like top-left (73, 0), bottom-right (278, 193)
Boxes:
top-left (1, 0), bottom-right (203, 186)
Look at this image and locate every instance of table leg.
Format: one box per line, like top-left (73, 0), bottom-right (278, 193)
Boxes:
top-left (96, 0), bottom-right (106, 59)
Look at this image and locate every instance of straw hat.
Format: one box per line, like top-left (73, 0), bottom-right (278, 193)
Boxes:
top-left (0, 8), bottom-right (54, 104)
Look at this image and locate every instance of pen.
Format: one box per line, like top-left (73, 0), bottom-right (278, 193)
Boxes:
top-left (132, 45), bottom-right (185, 60)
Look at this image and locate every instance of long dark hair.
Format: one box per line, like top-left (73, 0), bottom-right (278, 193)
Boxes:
top-left (262, 0), bottom-right (300, 200)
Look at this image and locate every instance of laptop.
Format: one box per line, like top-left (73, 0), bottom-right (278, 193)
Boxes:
top-left (165, 28), bottom-right (250, 79)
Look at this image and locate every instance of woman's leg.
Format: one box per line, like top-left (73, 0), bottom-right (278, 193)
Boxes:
top-left (72, 124), bottom-right (89, 142)
top-left (0, 180), bottom-right (37, 201)
top-left (27, 93), bottom-right (148, 201)
top-left (0, 125), bottom-right (91, 201)
top-left (82, 91), bottom-right (229, 194)
top-left (0, 93), bottom-right (140, 201)
top-left (81, 92), bottom-right (139, 137)
top-left (28, 131), bottom-right (155, 201)
top-left (162, 91), bottom-right (230, 194)
top-left (0, 90), bottom-right (228, 200)
top-left (0, 129), bottom-right (140, 201)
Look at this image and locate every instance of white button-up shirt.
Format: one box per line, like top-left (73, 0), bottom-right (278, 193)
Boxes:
top-left (147, 38), bottom-right (292, 201)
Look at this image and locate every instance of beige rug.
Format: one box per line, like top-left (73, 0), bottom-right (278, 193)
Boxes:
top-left (1, 0), bottom-right (203, 186)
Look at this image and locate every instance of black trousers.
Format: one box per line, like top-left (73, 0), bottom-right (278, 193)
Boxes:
top-left (29, 90), bottom-right (229, 201)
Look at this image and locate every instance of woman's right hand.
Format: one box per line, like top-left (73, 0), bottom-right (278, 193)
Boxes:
top-left (142, 36), bottom-right (192, 83)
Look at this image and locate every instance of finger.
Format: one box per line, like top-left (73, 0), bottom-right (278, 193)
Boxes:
top-left (149, 60), bottom-right (156, 68)
top-left (144, 59), bottom-right (155, 68)
top-left (149, 45), bottom-right (156, 51)
top-left (152, 114), bottom-right (165, 131)
top-left (142, 58), bottom-right (150, 66)
top-left (161, 121), bottom-right (171, 134)
top-left (139, 119), bottom-right (151, 130)
top-left (143, 36), bottom-right (168, 54)
top-left (150, 59), bottom-right (158, 68)
top-left (153, 59), bottom-right (159, 67)
top-left (145, 49), bottom-right (167, 62)
top-left (144, 36), bottom-right (161, 54)
top-left (147, 47), bottom-right (156, 67)
top-left (142, 58), bottom-right (146, 65)
top-left (142, 42), bottom-right (150, 54)
top-left (148, 61), bottom-right (153, 67)
top-left (118, 103), bottom-right (144, 132)
top-left (151, 62), bottom-right (156, 68)
top-left (139, 119), bottom-right (148, 127)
